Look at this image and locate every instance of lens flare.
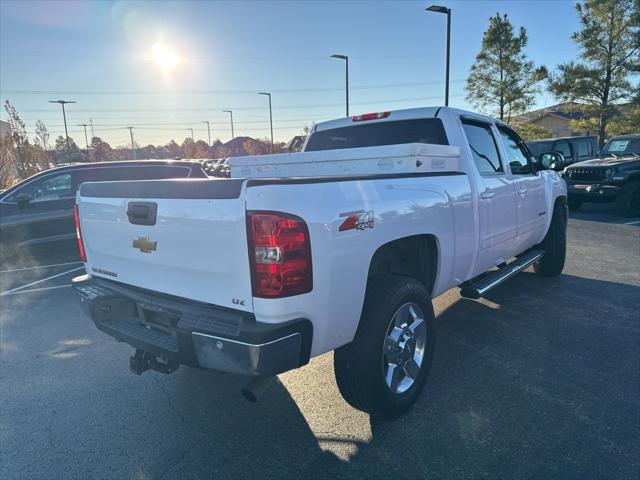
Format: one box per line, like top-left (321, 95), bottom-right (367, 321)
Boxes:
top-left (151, 42), bottom-right (180, 73)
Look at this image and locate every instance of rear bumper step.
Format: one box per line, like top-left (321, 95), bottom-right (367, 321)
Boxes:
top-left (72, 274), bottom-right (312, 376)
top-left (460, 249), bottom-right (545, 299)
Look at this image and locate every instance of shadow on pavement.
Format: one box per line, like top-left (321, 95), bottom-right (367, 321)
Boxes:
top-left (128, 272), bottom-right (639, 479)
top-left (569, 202), bottom-right (640, 225)
top-left (1, 269), bottom-right (638, 479)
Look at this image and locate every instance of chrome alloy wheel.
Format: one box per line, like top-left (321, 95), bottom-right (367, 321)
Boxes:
top-left (382, 302), bottom-right (427, 394)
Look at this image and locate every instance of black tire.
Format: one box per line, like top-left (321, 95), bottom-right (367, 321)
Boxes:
top-left (334, 275), bottom-right (436, 419)
top-left (534, 203), bottom-right (567, 277)
top-left (615, 181), bottom-right (640, 217)
top-left (568, 199), bottom-right (582, 211)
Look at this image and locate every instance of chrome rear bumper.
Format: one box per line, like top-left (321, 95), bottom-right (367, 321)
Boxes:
top-left (72, 274), bottom-right (312, 376)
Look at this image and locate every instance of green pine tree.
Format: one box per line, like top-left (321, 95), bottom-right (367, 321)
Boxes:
top-left (548, 0), bottom-right (639, 148)
top-left (466, 13), bottom-right (547, 122)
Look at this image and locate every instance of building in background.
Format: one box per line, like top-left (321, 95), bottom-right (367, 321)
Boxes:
top-left (515, 103), bottom-right (593, 138)
top-left (514, 102), bottom-right (632, 138)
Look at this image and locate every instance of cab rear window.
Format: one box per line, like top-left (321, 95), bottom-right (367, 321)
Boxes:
top-left (305, 118), bottom-right (449, 151)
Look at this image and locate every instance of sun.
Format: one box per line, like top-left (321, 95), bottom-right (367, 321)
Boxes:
top-left (151, 42), bottom-right (180, 73)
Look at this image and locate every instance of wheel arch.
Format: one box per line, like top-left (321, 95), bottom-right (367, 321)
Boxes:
top-left (554, 194), bottom-right (567, 209)
top-left (366, 234), bottom-right (439, 297)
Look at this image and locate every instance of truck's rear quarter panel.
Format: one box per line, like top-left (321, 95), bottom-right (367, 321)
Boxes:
top-left (246, 174), bottom-right (473, 356)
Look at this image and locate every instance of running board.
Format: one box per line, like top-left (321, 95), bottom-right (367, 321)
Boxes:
top-left (460, 249), bottom-right (545, 299)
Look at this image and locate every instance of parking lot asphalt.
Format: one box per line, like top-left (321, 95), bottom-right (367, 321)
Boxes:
top-left (1, 204), bottom-right (639, 480)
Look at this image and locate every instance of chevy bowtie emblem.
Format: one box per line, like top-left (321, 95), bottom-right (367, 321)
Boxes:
top-left (132, 236), bottom-right (157, 253)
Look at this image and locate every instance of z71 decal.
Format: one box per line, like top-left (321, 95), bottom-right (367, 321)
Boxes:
top-left (339, 210), bottom-right (374, 232)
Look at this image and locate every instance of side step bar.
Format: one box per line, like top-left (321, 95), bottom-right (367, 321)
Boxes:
top-left (460, 249), bottom-right (545, 299)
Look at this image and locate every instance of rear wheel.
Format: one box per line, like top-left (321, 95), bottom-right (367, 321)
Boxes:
top-left (334, 275), bottom-right (435, 419)
top-left (615, 182), bottom-right (640, 217)
top-left (534, 204), bottom-right (567, 277)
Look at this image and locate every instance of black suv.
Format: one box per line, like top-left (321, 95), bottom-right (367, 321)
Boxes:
top-left (563, 134), bottom-right (640, 216)
top-left (527, 135), bottom-right (598, 170)
top-left (0, 160), bottom-right (207, 255)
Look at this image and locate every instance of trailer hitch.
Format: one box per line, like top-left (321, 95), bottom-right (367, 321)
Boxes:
top-left (129, 349), bottom-right (179, 375)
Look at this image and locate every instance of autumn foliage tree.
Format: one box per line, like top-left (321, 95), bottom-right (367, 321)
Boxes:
top-left (2, 100), bottom-right (44, 182)
top-left (34, 120), bottom-right (50, 164)
top-left (466, 13), bottom-right (547, 121)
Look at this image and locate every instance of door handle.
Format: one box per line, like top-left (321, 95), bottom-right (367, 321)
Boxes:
top-left (480, 191), bottom-right (496, 199)
top-left (517, 187), bottom-right (528, 195)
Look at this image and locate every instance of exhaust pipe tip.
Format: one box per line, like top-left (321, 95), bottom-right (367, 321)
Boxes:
top-left (241, 376), bottom-right (275, 402)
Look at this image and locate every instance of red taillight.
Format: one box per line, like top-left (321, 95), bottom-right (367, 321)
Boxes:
top-left (247, 211), bottom-right (312, 298)
top-left (73, 204), bottom-right (87, 262)
top-left (352, 111), bottom-right (390, 122)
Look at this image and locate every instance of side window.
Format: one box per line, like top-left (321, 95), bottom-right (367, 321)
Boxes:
top-left (576, 140), bottom-right (592, 161)
top-left (497, 126), bottom-right (532, 175)
top-left (461, 121), bottom-right (503, 175)
top-left (553, 141), bottom-right (573, 162)
top-left (5, 172), bottom-right (72, 203)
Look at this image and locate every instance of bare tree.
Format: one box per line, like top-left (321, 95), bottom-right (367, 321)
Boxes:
top-left (34, 120), bottom-right (51, 168)
top-left (3, 100), bottom-right (40, 180)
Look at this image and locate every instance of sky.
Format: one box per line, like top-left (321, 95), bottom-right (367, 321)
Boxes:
top-left (0, 0), bottom-right (582, 148)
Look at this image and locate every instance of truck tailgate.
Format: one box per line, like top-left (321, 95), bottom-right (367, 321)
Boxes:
top-left (77, 179), bottom-right (253, 312)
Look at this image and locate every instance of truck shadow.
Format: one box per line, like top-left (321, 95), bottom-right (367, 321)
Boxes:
top-left (144, 271), bottom-right (638, 479)
top-left (569, 202), bottom-right (640, 224)
top-left (148, 366), bottom-right (349, 478)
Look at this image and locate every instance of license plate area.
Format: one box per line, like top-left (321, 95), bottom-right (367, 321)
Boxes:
top-left (137, 302), bottom-right (179, 339)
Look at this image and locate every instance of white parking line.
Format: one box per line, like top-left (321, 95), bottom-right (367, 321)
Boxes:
top-left (1, 285), bottom-right (71, 296)
top-left (0, 261), bottom-right (82, 274)
top-left (624, 219), bottom-right (640, 225)
top-left (0, 266), bottom-right (84, 296)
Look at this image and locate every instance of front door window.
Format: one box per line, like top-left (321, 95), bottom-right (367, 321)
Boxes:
top-left (5, 173), bottom-right (72, 203)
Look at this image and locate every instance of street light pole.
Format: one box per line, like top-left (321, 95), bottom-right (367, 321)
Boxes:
top-left (330, 54), bottom-right (349, 116)
top-left (187, 128), bottom-right (194, 140)
top-left (78, 123), bottom-right (89, 151)
top-left (223, 110), bottom-right (235, 155)
top-left (201, 121), bottom-right (211, 147)
top-left (49, 100), bottom-right (76, 163)
top-left (126, 126), bottom-right (136, 160)
top-left (426, 5), bottom-right (451, 106)
top-left (258, 92), bottom-right (274, 153)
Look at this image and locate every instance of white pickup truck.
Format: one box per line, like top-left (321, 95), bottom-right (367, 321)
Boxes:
top-left (72, 107), bottom-right (567, 418)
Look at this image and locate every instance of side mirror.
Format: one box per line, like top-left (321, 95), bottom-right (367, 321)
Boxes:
top-left (540, 152), bottom-right (565, 171)
top-left (16, 193), bottom-right (32, 207)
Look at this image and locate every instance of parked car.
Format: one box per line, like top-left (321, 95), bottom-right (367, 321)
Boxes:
top-left (201, 158), bottom-right (224, 176)
top-left (205, 158), bottom-right (230, 177)
top-left (563, 133), bottom-right (640, 215)
top-left (527, 135), bottom-right (598, 170)
top-left (73, 106), bottom-right (567, 419)
top-left (599, 133), bottom-right (640, 158)
top-left (0, 160), bottom-right (207, 258)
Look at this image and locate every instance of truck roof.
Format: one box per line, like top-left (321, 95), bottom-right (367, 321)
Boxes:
top-left (311, 106), bottom-right (498, 133)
